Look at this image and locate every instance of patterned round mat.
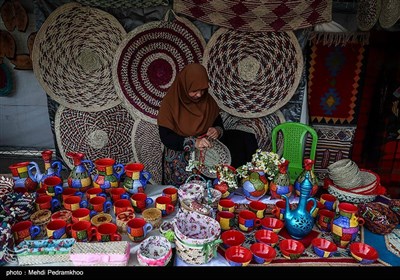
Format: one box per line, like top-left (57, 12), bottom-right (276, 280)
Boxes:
top-left (113, 13), bottom-right (206, 124)
top-left (221, 110), bottom-right (285, 152)
top-left (32, 2), bottom-right (126, 112)
top-left (131, 119), bottom-right (163, 185)
top-left (203, 28), bottom-right (303, 118)
top-left (195, 139), bottom-right (231, 179)
top-left (55, 104), bottom-right (136, 169)
top-left (357, 0), bottom-right (381, 31)
top-left (379, 0), bottom-right (400, 29)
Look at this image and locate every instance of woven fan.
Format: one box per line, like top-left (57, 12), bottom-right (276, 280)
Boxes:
top-left (32, 2), bottom-right (126, 112)
top-left (203, 28), bottom-right (303, 118)
top-left (113, 10), bottom-right (206, 124)
top-left (195, 139), bottom-right (231, 179)
top-left (131, 119), bottom-right (164, 185)
top-left (55, 104), bottom-right (136, 169)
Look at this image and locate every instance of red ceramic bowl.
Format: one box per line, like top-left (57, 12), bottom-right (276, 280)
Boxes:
top-left (279, 239), bottom-right (305, 260)
top-left (349, 242), bottom-right (379, 264)
top-left (221, 230), bottom-right (245, 248)
top-left (250, 243), bottom-right (276, 265)
top-left (225, 245), bottom-right (252, 266)
top-left (311, 238), bottom-right (337, 258)
top-left (254, 229), bottom-right (279, 247)
top-left (260, 217), bottom-right (284, 233)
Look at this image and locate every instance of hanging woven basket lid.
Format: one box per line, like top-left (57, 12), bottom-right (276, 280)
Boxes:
top-left (113, 10), bottom-right (206, 124)
top-left (32, 2), bottom-right (126, 112)
top-left (379, 0), bottom-right (400, 29)
top-left (203, 28), bottom-right (303, 118)
top-left (357, 0), bottom-right (382, 31)
top-left (55, 104), bottom-right (136, 169)
top-left (131, 119), bottom-right (163, 185)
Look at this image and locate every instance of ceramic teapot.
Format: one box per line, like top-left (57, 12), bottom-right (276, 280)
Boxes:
top-left (28, 150), bottom-right (62, 189)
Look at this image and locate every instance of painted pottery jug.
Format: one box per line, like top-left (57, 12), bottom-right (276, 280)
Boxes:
top-left (241, 170), bottom-right (268, 201)
top-left (294, 159), bottom-right (319, 197)
top-left (282, 173), bottom-right (317, 239)
top-left (9, 161), bottom-right (38, 192)
top-left (66, 152), bottom-right (94, 192)
top-left (331, 202), bottom-right (365, 248)
top-left (270, 160), bottom-right (293, 199)
top-left (28, 150), bottom-right (62, 189)
top-left (213, 165), bottom-right (237, 199)
top-left (92, 158), bottom-right (124, 191)
top-left (122, 163), bottom-right (152, 194)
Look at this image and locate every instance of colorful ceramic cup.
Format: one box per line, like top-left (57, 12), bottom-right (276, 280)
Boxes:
top-left (88, 196), bottom-right (112, 213)
top-left (271, 200), bottom-right (286, 220)
top-left (238, 210), bottom-right (261, 232)
top-left (71, 220), bottom-right (97, 242)
top-left (249, 201), bottom-right (267, 219)
top-left (42, 176), bottom-right (63, 197)
top-left (131, 193), bottom-right (153, 213)
top-left (127, 217), bottom-right (153, 242)
top-left (96, 222), bottom-right (122, 242)
top-left (62, 188), bottom-right (83, 202)
top-left (216, 211), bottom-right (236, 231)
top-left (217, 199), bottom-right (236, 213)
top-left (35, 194), bottom-right (61, 212)
top-left (320, 194), bottom-right (338, 212)
top-left (46, 219), bottom-right (71, 239)
top-left (63, 196), bottom-right (88, 211)
top-left (113, 199), bottom-right (134, 216)
top-left (71, 208), bottom-right (96, 223)
top-left (11, 221), bottom-right (40, 244)
top-left (155, 196), bottom-right (175, 217)
top-left (110, 187), bottom-right (129, 202)
top-left (316, 209), bottom-right (335, 232)
top-left (85, 187), bottom-right (107, 200)
top-left (162, 187), bottom-right (178, 206)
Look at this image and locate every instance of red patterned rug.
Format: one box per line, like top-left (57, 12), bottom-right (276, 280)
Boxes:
top-left (173, 0), bottom-right (332, 32)
top-left (307, 37), bottom-right (367, 125)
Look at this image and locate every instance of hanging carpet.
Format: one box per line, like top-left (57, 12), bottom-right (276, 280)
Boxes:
top-left (113, 11), bottom-right (206, 124)
top-left (203, 28), bottom-right (303, 118)
top-left (32, 2), bottom-right (126, 112)
top-left (55, 104), bottom-right (136, 169)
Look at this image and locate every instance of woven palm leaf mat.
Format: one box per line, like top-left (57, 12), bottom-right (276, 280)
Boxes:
top-left (379, 0), bottom-right (400, 29)
top-left (307, 36), bottom-right (366, 125)
top-left (76, 0), bottom-right (169, 9)
top-left (203, 28), bottom-right (303, 118)
top-left (113, 11), bottom-right (206, 124)
top-left (173, 0), bottom-right (332, 32)
top-left (220, 110), bottom-right (285, 152)
top-left (131, 119), bottom-right (163, 185)
top-left (55, 104), bottom-right (136, 169)
top-left (305, 124), bottom-right (357, 182)
top-left (357, 0), bottom-right (382, 31)
top-left (32, 2), bottom-right (126, 112)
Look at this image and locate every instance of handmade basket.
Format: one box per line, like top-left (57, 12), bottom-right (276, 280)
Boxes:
top-left (180, 198), bottom-right (213, 217)
top-left (178, 175), bottom-right (205, 204)
top-left (173, 209), bottom-right (221, 265)
top-left (358, 202), bottom-right (399, 235)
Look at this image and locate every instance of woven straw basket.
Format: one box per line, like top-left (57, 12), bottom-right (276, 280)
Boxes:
top-left (173, 209), bottom-right (221, 265)
top-left (358, 202), bottom-right (398, 235)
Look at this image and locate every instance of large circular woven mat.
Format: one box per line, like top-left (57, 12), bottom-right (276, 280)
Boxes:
top-left (379, 0), bottom-right (400, 29)
top-left (203, 28), bottom-right (303, 118)
top-left (131, 119), bottom-right (163, 185)
top-left (113, 14), bottom-right (206, 124)
top-left (220, 110), bottom-right (285, 152)
top-left (55, 104), bottom-right (136, 169)
top-left (32, 2), bottom-right (126, 112)
top-left (357, 0), bottom-right (381, 31)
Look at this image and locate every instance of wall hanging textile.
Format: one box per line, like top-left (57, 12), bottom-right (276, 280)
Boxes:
top-left (113, 11), bottom-right (205, 125)
top-left (55, 104), bottom-right (135, 169)
top-left (0, 0), bottom-right (28, 32)
top-left (76, 0), bottom-right (169, 9)
top-left (220, 110), bottom-right (285, 152)
top-left (307, 32), bottom-right (368, 125)
top-left (173, 0), bottom-right (332, 32)
top-left (0, 63), bottom-right (13, 96)
top-left (305, 124), bottom-right (356, 182)
top-left (32, 2), bottom-right (126, 112)
top-left (357, 0), bottom-right (381, 31)
top-left (132, 119), bottom-right (163, 185)
top-left (203, 28), bottom-right (303, 118)
top-left (379, 0), bottom-right (400, 29)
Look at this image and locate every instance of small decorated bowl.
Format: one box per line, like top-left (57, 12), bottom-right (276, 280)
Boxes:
top-left (221, 229), bottom-right (245, 248)
top-left (254, 229), bottom-right (279, 247)
top-left (260, 217), bottom-right (284, 234)
top-left (311, 238), bottom-right (337, 258)
top-left (137, 236), bottom-right (172, 266)
top-left (250, 243), bottom-right (276, 264)
top-left (225, 245), bottom-right (252, 266)
top-left (279, 239), bottom-right (305, 260)
top-left (349, 242), bottom-right (379, 264)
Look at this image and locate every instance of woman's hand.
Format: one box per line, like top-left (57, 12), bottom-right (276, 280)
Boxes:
top-left (195, 137), bottom-right (212, 150)
top-left (206, 127), bottom-right (219, 139)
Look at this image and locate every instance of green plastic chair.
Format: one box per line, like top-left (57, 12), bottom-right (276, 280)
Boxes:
top-left (271, 122), bottom-right (318, 184)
